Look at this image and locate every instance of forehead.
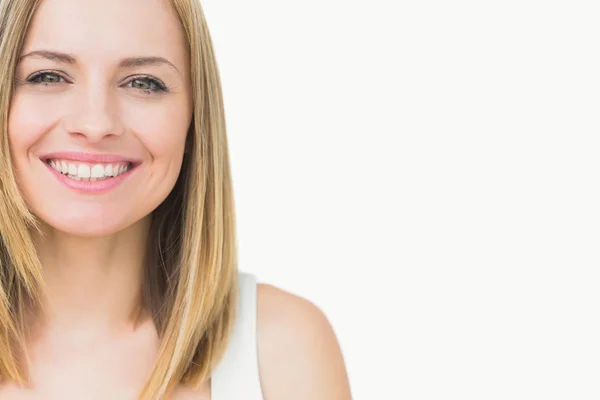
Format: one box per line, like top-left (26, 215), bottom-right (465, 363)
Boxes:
top-left (22, 0), bottom-right (187, 69)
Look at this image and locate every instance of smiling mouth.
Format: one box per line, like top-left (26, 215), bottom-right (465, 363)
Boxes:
top-left (44, 158), bottom-right (135, 181)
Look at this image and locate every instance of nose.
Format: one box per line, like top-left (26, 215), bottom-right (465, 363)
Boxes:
top-left (62, 82), bottom-right (125, 143)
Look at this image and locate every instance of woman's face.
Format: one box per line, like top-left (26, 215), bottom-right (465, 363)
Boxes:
top-left (8, 0), bottom-right (193, 237)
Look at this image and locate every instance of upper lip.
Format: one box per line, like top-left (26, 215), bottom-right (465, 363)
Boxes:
top-left (39, 151), bottom-right (143, 165)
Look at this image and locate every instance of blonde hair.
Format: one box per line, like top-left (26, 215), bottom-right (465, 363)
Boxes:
top-left (0, 0), bottom-right (239, 398)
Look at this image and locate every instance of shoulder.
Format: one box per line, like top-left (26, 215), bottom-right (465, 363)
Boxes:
top-left (255, 283), bottom-right (352, 400)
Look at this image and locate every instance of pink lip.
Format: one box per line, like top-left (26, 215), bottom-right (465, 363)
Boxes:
top-left (39, 151), bottom-right (142, 165)
top-left (42, 159), bottom-right (139, 194)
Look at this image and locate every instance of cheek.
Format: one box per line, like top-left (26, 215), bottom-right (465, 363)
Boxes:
top-left (124, 103), bottom-right (190, 163)
top-left (120, 102), bottom-right (191, 207)
top-left (8, 94), bottom-right (59, 157)
top-left (7, 94), bottom-right (61, 200)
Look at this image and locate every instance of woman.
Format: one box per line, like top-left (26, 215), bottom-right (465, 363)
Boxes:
top-left (0, 0), bottom-right (352, 398)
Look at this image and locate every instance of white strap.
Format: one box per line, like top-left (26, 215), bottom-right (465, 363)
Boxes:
top-left (211, 272), bottom-right (263, 399)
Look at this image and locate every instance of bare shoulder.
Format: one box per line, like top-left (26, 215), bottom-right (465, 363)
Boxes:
top-left (256, 283), bottom-right (352, 400)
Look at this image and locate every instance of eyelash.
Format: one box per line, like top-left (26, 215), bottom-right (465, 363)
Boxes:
top-left (24, 71), bottom-right (170, 95)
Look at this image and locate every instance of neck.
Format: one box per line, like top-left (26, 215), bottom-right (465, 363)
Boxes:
top-left (31, 215), bottom-right (152, 338)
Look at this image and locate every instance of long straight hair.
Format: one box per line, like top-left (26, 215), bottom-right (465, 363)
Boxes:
top-left (0, 0), bottom-right (239, 398)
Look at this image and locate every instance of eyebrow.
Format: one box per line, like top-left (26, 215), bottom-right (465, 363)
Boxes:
top-left (18, 50), bottom-right (181, 75)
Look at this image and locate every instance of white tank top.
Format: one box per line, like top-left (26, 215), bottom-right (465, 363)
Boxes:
top-left (210, 272), bottom-right (264, 399)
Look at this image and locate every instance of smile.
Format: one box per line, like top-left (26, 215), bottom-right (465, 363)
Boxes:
top-left (41, 158), bottom-right (140, 194)
top-left (46, 159), bottom-right (132, 181)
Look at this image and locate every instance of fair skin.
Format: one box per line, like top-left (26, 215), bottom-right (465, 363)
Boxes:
top-left (1, 0), bottom-right (351, 399)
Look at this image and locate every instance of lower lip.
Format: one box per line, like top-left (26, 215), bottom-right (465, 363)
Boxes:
top-left (43, 160), bottom-right (138, 194)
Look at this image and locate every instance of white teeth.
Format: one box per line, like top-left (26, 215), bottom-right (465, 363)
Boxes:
top-left (47, 159), bottom-right (131, 181)
top-left (77, 164), bottom-right (91, 179)
top-left (91, 164), bottom-right (104, 178)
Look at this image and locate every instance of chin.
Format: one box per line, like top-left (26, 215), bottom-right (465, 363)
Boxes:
top-left (35, 208), bottom-right (148, 238)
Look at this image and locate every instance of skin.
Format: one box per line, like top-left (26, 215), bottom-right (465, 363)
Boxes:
top-left (1, 0), bottom-right (352, 398)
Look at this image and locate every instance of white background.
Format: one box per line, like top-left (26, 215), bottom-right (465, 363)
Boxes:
top-left (203, 1), bottom-right (599, 399)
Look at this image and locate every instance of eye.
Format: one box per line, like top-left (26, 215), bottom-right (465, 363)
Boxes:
top-left (27, 71), bottom-right (65, 85)
top-left (127, 76), bottom-right (169, 94)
